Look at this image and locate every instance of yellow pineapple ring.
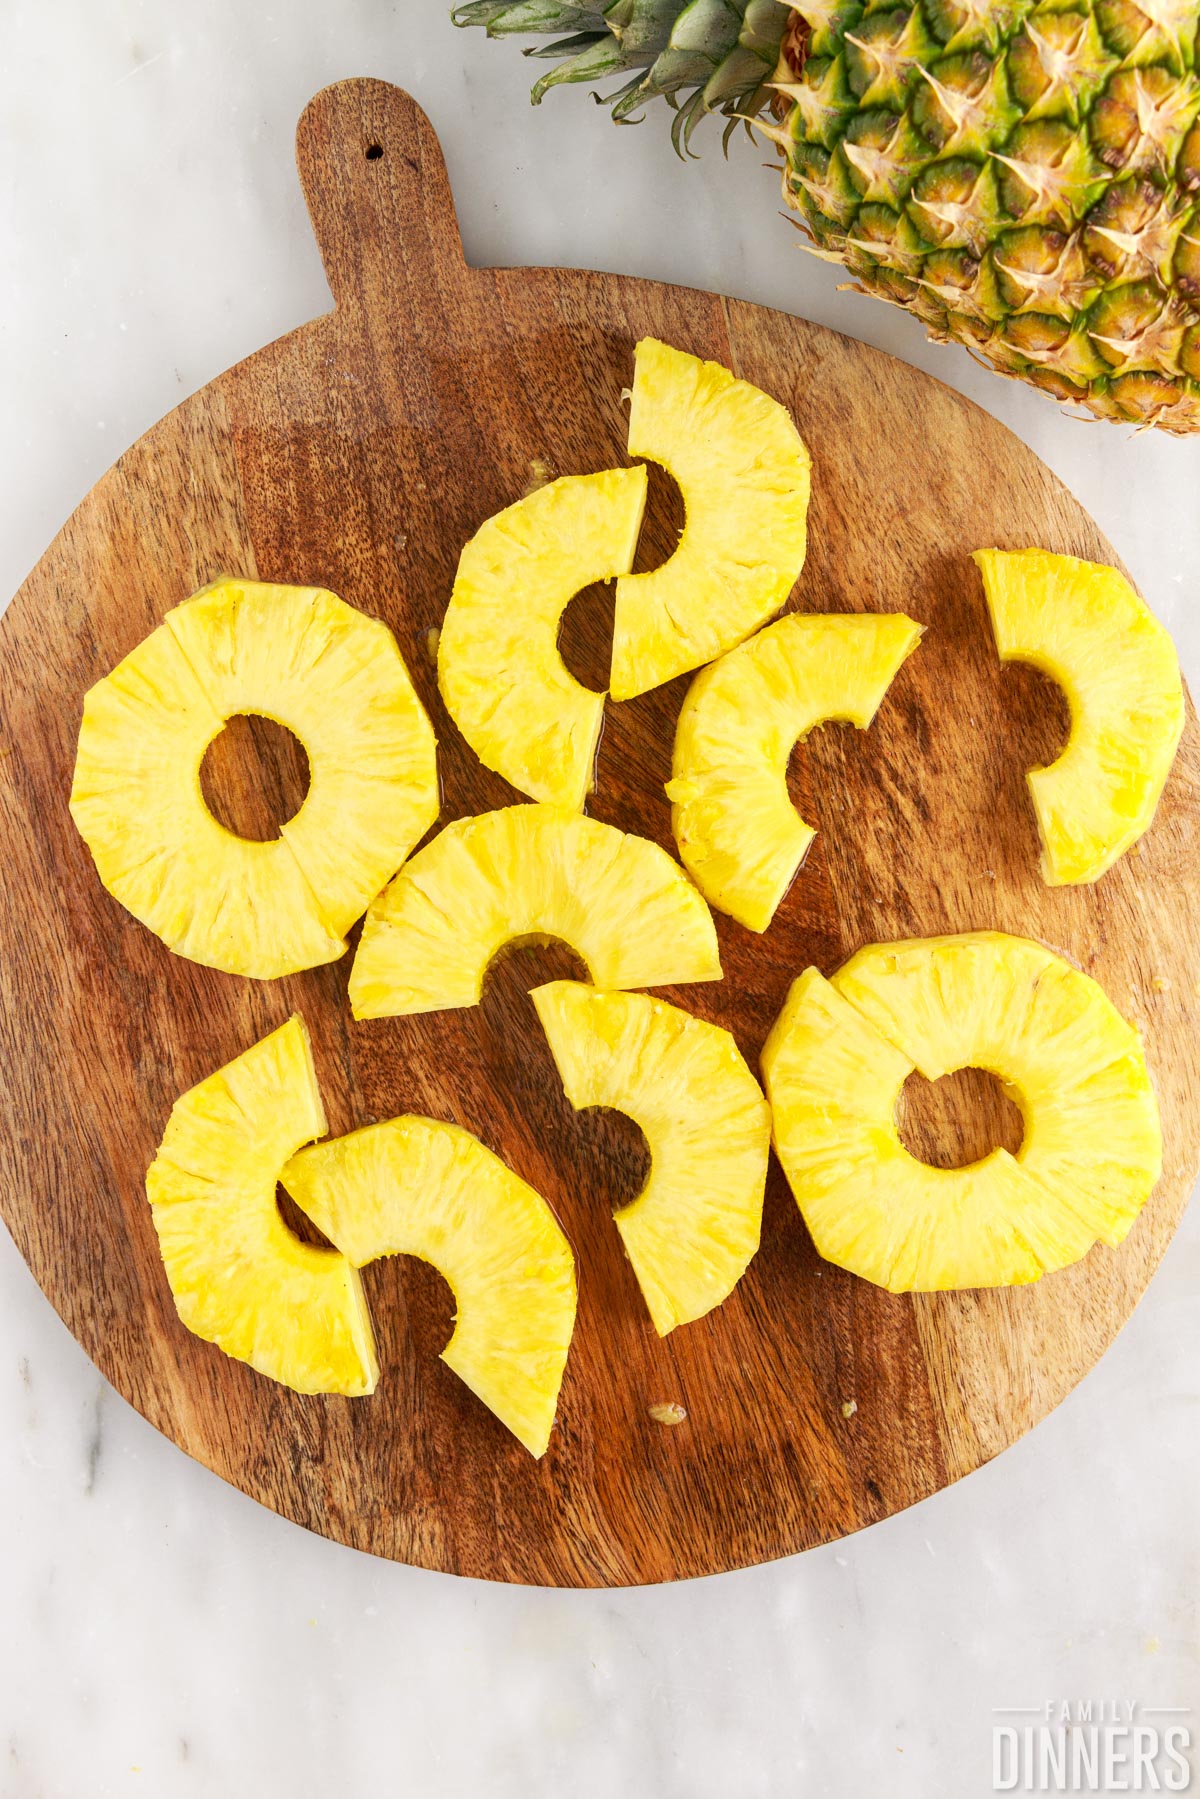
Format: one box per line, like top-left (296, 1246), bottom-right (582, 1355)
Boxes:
top-left (282, 1117), bottom-right (576, 1457)
top-left (70, 579), bottom-right (438, 979)
top-left (146, 1017), bottom-right (378, 1395)
top-left (610, 338), bottom-right (811, 700)
top-left (762, 932), bottom-right (1162, 1293)
top-left (349, 803), bottom-right (721, 1019)
top-left (974, 549), bottom-right (1183, 885)
top-left (533, 982), bottom-right (770, 1334)
top-left (667, 612), bottom-right (922, 931)
top-left (438, 467), bottom-right (648, 809)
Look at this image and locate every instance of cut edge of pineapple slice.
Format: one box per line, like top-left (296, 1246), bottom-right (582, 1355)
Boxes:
top-left (762, 939), bottom-right (1162, 1293)
top-left (349, 803), bottom-right (721, 1020)
top-left (146, 1016), bottom-right (379, 1396)
top-left (973, 548), bottom-right (1184, 886)
top-left (438, 467), bottom-right (648, 810)
top-left (667, 611), bottom-right (923, 931)
top-left (532, 980), bottom-right (770, 1334)
top-left (610, 338), bottom-right (812, 700)
top-left (281, 1116), bottom-right (576, 1458)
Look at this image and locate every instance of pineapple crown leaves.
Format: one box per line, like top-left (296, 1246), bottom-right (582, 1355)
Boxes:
top-left (453, 0), bottom-right (796, 153)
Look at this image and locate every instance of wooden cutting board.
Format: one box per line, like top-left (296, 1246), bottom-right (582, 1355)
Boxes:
top-left (1, 79), bottom-right (1198, 1587)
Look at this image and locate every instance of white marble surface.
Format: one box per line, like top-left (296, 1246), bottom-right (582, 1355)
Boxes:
top-left (0, 4), bottom-right (1197, 1794)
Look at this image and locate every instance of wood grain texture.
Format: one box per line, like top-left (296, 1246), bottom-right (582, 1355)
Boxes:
top-left (1, 80), bottom-right (1198, 1586)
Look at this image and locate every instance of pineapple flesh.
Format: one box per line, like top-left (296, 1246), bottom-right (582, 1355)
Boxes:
top-left (70, 579), bottom-right (439, 979)
top-left (668, 610), bottom-right (923, 931)
top-left (610, 338), bottom-right (812, 699)
top-left (532, 981), bottom-right (771, 1333)
top-left (974, 548), bottom-right (1183, 884)
top-left (349, 803), bottom-right (722, 1019)
top-left (762, 932), bottom-right (1162, 1291)
top-left (457, 1), bottom-right (1200, 433)
top-left (438, 467), bottom-right (648, 810)
top-left (146, 1017), bottom-right (378, 1394)
top-left (282, 1117), bottom-right (576, 1457)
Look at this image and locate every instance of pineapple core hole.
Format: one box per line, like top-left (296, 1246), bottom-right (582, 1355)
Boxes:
top-left (200, 713), bottom-right (311, 841)
top-left (557, 462), bottom-right (685, 693)
top-left (896, 1067), bottom-right (1025, 1170)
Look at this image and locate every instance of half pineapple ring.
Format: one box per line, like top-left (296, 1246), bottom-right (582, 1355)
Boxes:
top-left (146, 1017), bottom-right (378, 1394)
top-left (763, 932), bottom-right (1162, 1293)
top-left (349, 803), bottom-right (721, 1019)
top-left (70, 579), bottom-right (439, 979)
top-left (438, 467), bottom-right (648, 809)
top-left (974, 550), bottom-right (1183, 886)
top-left (283, 1117), bottom-right (575, 1458)
top-left (533, 982), bottom-right (771, 1334)
top-left (611, 339), bottom-right (812, 700)
top-left (668, 612), bottom-right (923, 931)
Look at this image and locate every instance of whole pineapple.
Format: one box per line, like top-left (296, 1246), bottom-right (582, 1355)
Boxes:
top-left (454, 0), bottom-right (1200, 431)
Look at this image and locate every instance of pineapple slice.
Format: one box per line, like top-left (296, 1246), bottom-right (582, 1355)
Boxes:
top-left (438, 467), bottom-right (647, 809)
top-left (762, 933), bottom-right (1161, 1292)
top-left (146, 1017), bottom-right (378, 1394)
top-left (70, 578), bottom-right (438, 979)
top-left (610, 338), bottom-right (812, 700)
top-left (973, 549), bottom-right (1183, 885)
top-left (349, 803), bottom-right (721, 1019)
top-left (532, 981), bottom-right (770, 1333)
top-left (282, 1118), bottom-right (575, 1457)
top-left (667, 612), bottom-right (922, 931)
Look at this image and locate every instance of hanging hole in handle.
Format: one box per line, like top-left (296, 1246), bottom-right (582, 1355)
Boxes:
top-left (365, 143), bottom-right (383, 161)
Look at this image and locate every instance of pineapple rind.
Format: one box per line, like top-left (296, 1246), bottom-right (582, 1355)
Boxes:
top-left (532, 981), bottom-right (770, 1333)
top-left (282, 1117), bottom-right (576, 1457)
top-left (611, 339), bottom-right (812, 699)
top-left (438, 467), bottom-right (648, 809)
top-left (973, 549), bottom-right (1183, 884)
top-left (349, 804), bottom-right (722, 1019)
top-left (764, 939), bottom-right (1161, 1292)
top-left (668, 611), bottom-right (923, 930)
top-left (146, 1018), bottom-right (378, 1396)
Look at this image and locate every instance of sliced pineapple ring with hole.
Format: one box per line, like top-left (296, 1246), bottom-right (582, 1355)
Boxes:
top-left (349, 803), bottom-right (721, 1019)
top-left (762, 932), bottom-right (1162, 1293)
top-left (282, 1118), bottom-right (576, 1457)
top-left (146, 1016), bottom-right (378, 1394)
top-left (70, 578), bottom-right (439, 979)
top-left (610, 338), bottom-right (812, 700)
top-left (438, 467), bottom-right (648, 809)
top-left (973, 548), bottom-right (1183, 885)
top-left (532, 982), bottom-right (770, 1334)
top-left (667, 612), bottom-right (923, 932)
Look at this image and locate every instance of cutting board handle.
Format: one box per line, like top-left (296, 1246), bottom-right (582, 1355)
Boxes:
top-left (296, 80), bottom-right (470, 323)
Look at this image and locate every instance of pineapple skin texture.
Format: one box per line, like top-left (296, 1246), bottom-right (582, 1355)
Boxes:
top-left (762, 933), bottom-right (1162, 1292)
top-left (974, 548), bottom-right (1183, 884)
top-left (438, 467), bottom-right (648, 810)
top-left (349, 803), bottom-right (722, 1019)
top-left (283, 1118), bottom-right (576, 1458)
top-left (532, 981), bottom-right (771, 1334)
top-left (70, 579), bottom-right (439, 979)
top-left (668, 610), bottom-right (923, 930)
top-left (777, 0), bottom-right (1200, 432)
top-left (146, 1017), bottom-right (378, 1395)
top-left (611, 339), bottom-right (812, 699)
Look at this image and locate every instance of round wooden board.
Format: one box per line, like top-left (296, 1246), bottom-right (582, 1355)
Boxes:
top-left (1, 80), bottom-right (1198, 1587)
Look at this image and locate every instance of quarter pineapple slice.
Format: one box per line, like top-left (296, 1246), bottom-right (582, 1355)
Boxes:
top-left (668, 612), bottom-right (922, 931)
top-left (533, 982), bottom-right (770, 1333)
top-left (610, 339), bottom-right (812, 700)
top-left (974, 550), bottom-right (1183, 885)
top-left (350, 803), bottom-right (721, 1019)
top-left (763, 933), bottom-right (1161, 1292)
top-left (70, 578), bottom-right (438, 978)
top-left (146, 1017), bottom-right (378, 1394)
top-left (282, 1118), bottom-right (576, 1457)
top-left (438, 467), bottom-right (648, 809)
